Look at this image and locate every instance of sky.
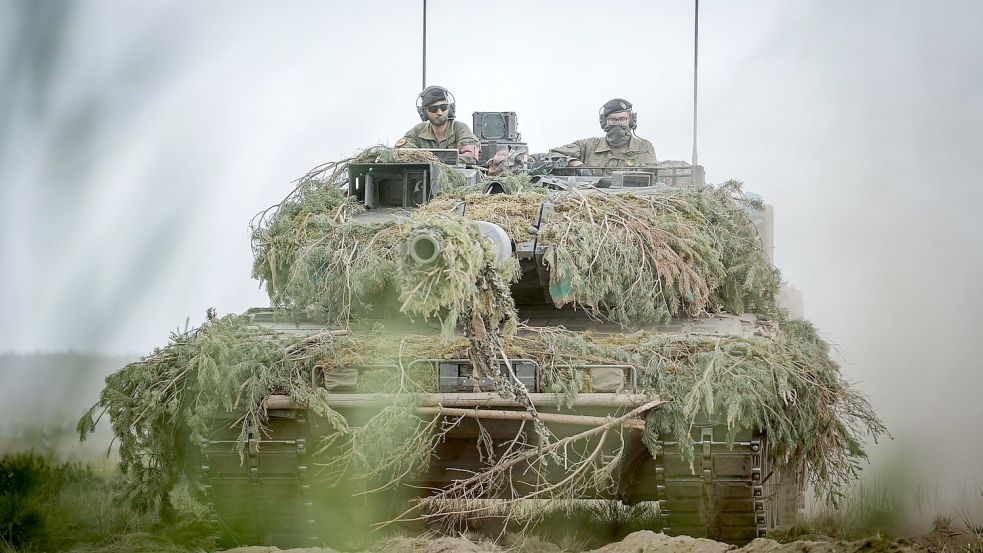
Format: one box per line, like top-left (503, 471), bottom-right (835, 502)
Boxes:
top-left (1, 0), bottom-right (982, 516)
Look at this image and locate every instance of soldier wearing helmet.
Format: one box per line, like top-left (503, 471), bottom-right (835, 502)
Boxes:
top-left (549, 98), bottom-right (657, 168)
top-left (395, 86), bottom-right (481, 165)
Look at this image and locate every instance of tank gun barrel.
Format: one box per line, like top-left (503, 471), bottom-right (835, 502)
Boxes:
top-left (406, 229), bottom-right (443, 265)
top-left (404, 221), bottom-right (513, 267)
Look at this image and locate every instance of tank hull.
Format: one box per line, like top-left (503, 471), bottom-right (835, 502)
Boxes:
top-left (197, 393), bottom-right (801, 547)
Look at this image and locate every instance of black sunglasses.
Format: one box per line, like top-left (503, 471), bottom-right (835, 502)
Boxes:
top-left (427, 104), bottom-right (450, 113)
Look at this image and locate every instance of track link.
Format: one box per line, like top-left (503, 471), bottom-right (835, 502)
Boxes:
top-left (199, 407), bottom-right (319, 547)
top-left (653, 426), bottom-right (768, 544)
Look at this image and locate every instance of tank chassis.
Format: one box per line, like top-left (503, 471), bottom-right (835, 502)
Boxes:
top-left (197, 155), bottom-right (800, 548)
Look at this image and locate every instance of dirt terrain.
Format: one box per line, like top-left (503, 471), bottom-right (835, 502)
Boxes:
top-left (221, 531), bottom-right (934, 553)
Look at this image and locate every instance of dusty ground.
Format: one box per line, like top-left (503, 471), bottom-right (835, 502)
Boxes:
top-left (220, 530), bottom-right (936, 553)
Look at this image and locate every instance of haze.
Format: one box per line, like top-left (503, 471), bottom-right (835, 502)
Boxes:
top-left (1, 0), bottom-right (981, 519)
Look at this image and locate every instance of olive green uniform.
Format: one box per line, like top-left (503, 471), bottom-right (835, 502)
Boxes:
top-left (400, 120), bottom-right (480, 164)
top-left (549, 135), bottom-right (658, 168)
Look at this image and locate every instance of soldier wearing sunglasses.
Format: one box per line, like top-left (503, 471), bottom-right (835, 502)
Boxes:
top-left (395, 86), bottom-right (480, 165)
top-left (550, 98), bottom-right (657, 169)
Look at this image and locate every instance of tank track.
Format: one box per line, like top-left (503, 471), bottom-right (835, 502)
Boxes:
top-left (652, 425), bottom-right (801, 544)
top-left (654, 427), bottom-right (768, 543)
top-left (198, 407), bottom-right (801, 547)
top-left (198, 406), bottom-right (320, 547)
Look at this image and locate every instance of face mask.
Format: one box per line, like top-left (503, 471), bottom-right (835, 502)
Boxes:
top-left (604, 124), bottom-right (631, 147)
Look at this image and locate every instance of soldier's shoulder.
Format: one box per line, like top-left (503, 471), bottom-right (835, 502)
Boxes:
top-left (555, 137), bottom-right (599, 148)
top-left (579, 136), bottom-right (607, 151)
top-left (405, 121), bottom-right (429, 135)
top-left (452, 120), bottom-right (475, 133)
top-left (634, 136), bottom-right (656, 151)
top-left (550, 137), bottom-right (593, 158)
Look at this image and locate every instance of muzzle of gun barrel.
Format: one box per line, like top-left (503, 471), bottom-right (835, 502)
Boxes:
top-left (407, 229), bottom-right (443, 265)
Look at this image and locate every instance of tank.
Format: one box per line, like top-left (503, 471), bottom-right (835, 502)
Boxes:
top-left (192, 143), bottom-right (809, 548)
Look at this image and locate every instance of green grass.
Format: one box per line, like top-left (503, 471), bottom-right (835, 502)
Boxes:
top-left (771, 478), bottom-right (905, 541)
top-left (955, 484), bottom-right (983, 553)
top-left (3, 448), bottom-right (980, 552)
top-left (771, 470), bottom-right (983, 550)
top-left (526, 500), bottom-right (662, 551)
top-left (0, 452), bottom-right (209, 553)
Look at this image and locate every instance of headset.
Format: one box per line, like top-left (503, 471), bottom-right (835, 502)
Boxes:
top-left (598, 98), bottom-right (637, 130)
top-left (416, 86), bottom-right (457, 121)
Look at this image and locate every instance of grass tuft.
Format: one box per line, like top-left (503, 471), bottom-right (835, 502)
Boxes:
top-left (771, 478), bottom-right (905, 541)
top-left (0, 451), bottom-right (209, 553)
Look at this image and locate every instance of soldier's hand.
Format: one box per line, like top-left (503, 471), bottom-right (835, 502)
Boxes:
top-left (459, 144), bottom-right (480, 164)
top-left (487, 148), bottom-right (509, 174)
top-left (568, 160), bottom-right (584, 167)
top-left (394, 138), bottom-right (409, 148)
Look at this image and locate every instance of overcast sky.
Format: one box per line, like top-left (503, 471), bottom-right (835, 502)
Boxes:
top-left (1, 0), bottom-right (982, 514)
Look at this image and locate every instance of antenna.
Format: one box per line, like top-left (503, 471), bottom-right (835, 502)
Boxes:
top-left (422, 0), bottom-right (427, 90)
top-left (691, 0), bottom-right (700, 166)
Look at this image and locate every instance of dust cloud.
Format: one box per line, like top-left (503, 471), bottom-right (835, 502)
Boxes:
top-left (705, 1), bottom-right (983, 516)
top-left (1, 0), bottom-right (981, 523)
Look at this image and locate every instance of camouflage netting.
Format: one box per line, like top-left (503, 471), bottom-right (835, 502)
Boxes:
top-left (78, 312), bottom-right (883, 516)
top-left (513, 320), bottom-right (885, 499)
top-left (251, 147), bottom-right (778, 327)
top-left (80, 147), bottom-right (885, 524)
top-left (539, 183), bottom-right (781, 324)
top-left (420, 189), bottom-right (546, 242)
top-left (249, 179), bottom-right (517, 336)
top-left (77, 312), bottom-right (465, 514)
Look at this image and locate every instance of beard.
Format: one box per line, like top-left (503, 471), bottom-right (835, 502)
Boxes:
top-left (430, 114), bottom-right (448, 126)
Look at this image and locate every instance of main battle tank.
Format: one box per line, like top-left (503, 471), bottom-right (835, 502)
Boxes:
top-left (193, 124), bottom-right (810, 547)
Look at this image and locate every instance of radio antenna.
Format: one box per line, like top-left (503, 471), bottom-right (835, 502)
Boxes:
top-left (422, 0), bottom-right (428, 89)
top-left (691, 0), bottom-right (700, 166)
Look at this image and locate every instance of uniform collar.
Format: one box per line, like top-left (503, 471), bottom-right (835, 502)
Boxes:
top-left (420, 121), bottom-right (452, 141)
top-left (596, 134), bottom-right (640, 153)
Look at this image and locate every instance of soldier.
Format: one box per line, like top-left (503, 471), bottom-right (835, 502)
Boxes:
top-left (395, 85), bottom-right (480, 165)
top-left (550, 98), bottom-right (657, 168)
